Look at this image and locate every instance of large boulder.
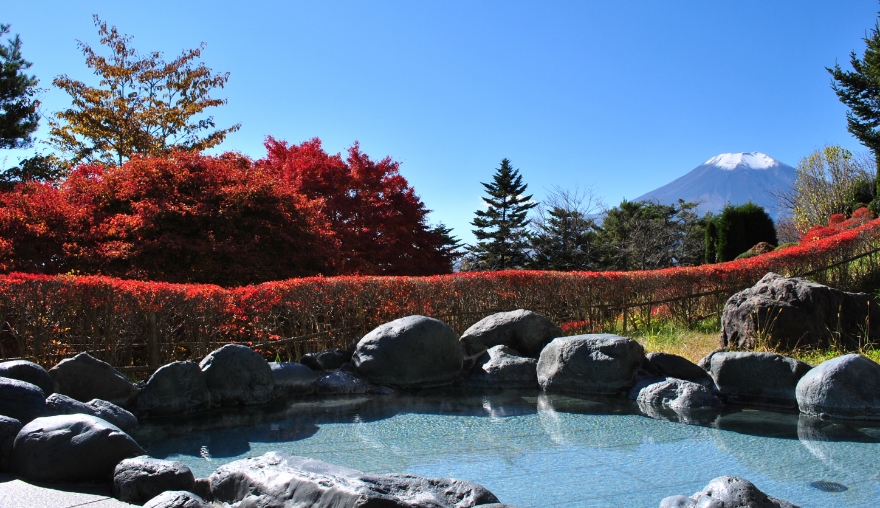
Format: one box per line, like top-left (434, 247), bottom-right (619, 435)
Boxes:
top-left (315, 367), bottom-right (371, 395)
top-left (209, 452), bottom-right (500, 508)
top-left (269, 362), bottom-right (318, 398)
top-left (11, 414), bottom-right (145, 483)
top-left (644, 352), bottom-right (709, 383)
top-left (796, 354), bottom-right (880, 419)
top-left (461, 345), bottom-right (538, 389)
top-left (629, 376), bottom-right (722, 410)
top-left (659, 476), bottom-right (799, 508)
top-left (46, 393), bottom-right (138, 432)
top-left (0, 415), bottom-right (21, 472)
top-left (0, 377), bottom-right (48, 424)
top-left (300, 349), bottom-right (353, 371)
top-left (721, 272), bottom-right (880, 350)
top-left (0, 360), bottom-right (54, 395)
top-left (708, 352), bottom-right (811, 408)
top-left (143, 491), bottom-right (211, 508)
top-left (113, 456), bottom-right (196, 505)
top-left (199, 345), bottom-right (274, 407)
top-left (133, 361), bottom-right (211, 418)
top-left (536, 334), bottom-right (645, 395)
top-left (48, 352), bottom-right (135, 406)
top-left (459, 309), bottom-right (562, 360)
top-left (353, 315), bottom-right (463, 389)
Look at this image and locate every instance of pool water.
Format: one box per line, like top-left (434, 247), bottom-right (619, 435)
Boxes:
top-left (134, 390), bottom-right (880, 508)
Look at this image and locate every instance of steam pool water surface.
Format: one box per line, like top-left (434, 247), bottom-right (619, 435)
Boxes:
top-left (134, 390), bottom-right (880, 508)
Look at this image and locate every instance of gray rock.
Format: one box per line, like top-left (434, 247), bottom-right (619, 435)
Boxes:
top-left (462, 345), bottom-right (538, 389)
top-left (11, 414), bottom-right (145, 483)
top-left (353, 315), bottom-right (463, 389)
top-left (645, 352), bottom-right (709, 382)
top-left (199, 345), bottom-right (274, 407)
top-left (48, 352), bottom-right (135, 405)
top-left (708, 352), bottom-right (811, 408)
top-left (796, 354), bottom-right (880, 419)
top-left (113, 456), bottom-right (196, 504)
top-left (209, 451), bottom-right (499, 508)
top-left (269, 362), bottom-right (318, 398)
top-left (0, 360), bottom-right (54, 395)
top-left (536, 334), bottom-right (645, 395)
top-left (660, 476), bottom-right (800, 508)
top-left (46, 393), bottom-right (137, 431)
top-left (133, 361), bottom-right (211, 418)
top-left (315, 367), bottom-right (371, 395)
top-left (460, 309), bottom-right (562, 360)
top-left (721, 272), bottom-right (880, 350)
top-left (0, 377), bottom-right (48, 424)
top-left (46, 392), bottom-right (92, 414)
top-left (0, 415), bottom-right (21, 473)
top-left (300, 349), bottom-right (352, 371)
top-left (629, 377), bottom-right (722, 410)
top-left (143, 491), bottom-right (211, 508)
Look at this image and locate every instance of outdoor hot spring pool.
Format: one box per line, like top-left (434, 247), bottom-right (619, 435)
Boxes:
top-left (133, 390), bottom-right (880, 508)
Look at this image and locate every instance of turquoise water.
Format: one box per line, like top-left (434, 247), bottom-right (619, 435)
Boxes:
top-left (134, 390), bottom-right (880, 508)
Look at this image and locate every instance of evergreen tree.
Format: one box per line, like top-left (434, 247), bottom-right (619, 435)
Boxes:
top-left (706, 202), bottom-right (777, 262)
top-left (529, 206), bottom-right (598, 270)
top-left (468, 158), bottom-right (536, 270)
top-left (0, 24), bottom-right (40, 150)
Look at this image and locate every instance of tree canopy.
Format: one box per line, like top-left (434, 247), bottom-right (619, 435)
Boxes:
top-left (0, 23), bottom-right (40, 150)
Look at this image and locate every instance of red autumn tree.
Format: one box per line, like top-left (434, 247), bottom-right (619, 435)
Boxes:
top-left (262, 137), bottom-right (458, 275)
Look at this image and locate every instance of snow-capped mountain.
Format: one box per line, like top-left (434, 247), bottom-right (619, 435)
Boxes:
top-left (634, 152), bottom-right (796, 219)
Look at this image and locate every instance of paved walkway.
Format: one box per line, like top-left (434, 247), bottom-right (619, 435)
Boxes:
top-left (0, 474), bottom-right (134, 508)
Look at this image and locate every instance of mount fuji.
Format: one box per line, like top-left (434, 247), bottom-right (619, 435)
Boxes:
top-left (634, 152), bottom-right (796, 219)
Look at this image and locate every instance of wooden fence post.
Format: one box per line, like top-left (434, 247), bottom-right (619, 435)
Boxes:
top-left (148, 312), bottom-right (159, 369)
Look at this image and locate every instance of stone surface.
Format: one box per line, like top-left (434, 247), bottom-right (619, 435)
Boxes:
top-left (46, 393), bottom-right (138, 431)
top-left (11, 414), bottom-right (145, 483)
top-left (0, 360), bottom-right (54, 396)
top-left (629, 376), bottom-right (722, 410)
top-left (461, 345), bottom-right (538, 389)
top-left (199, 345), bottom-right (274, 407)
top-left (113, 456), bottom-right (196, 505)
top-left (645, 352), bottom-right (709, 382)
top-left (721, 272), bottom-right (880, 350)
top-left (536, 334), bottom-right (645, 395)
top-left (143, 491), bottom-right (211, 508)
top-left (353, 315), bottom-right (463, 389)
top-left (0, 377), bottom-right (47, 424)
top-left (708, 352), bottom-right (811, 408)
top-left (48, 352), bottom-right (135, 406)
top-left (459, 309), bottom-right (562, 359)
top-left (300, 349), bottom-right (352, 371)
top-left (796, 353), bottom-right (880, 419)
top-left (315, 366), bottom-right (371, 395)
top-left (209, 451), bottom-right (500, 508)
top-left (0, 415), bottom-right (21, 472)
top-left (133, 361), bottom-right (211, 418)
top-left (659, 476), bottom-right (799, 508)
top-left (269, 362), bottom-right (318, 398)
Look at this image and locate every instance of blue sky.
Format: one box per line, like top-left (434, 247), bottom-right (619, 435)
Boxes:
top-left (4, 1), bottom-right (879, 245)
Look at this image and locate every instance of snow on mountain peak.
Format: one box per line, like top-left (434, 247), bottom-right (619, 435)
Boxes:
top-left (703, 152), bottom-right (779, 170)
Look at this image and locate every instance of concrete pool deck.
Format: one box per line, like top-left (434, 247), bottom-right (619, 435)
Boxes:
top-left (0, 473), bottom-right (134, 508)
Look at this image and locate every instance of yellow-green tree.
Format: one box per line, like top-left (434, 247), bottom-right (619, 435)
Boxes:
top-left (49, 15), bottom-right (240, 165)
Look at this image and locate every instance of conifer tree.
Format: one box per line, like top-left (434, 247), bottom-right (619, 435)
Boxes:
top-left (468, 158), bottom-right (536, 270)
top-left (0, 24), bottom-right (40, 150)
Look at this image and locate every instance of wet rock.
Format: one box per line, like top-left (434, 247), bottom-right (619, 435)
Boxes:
top-left (0, 415), bottom-right (21, 473)
top-left (46, 393), bottom-right (138, 431)
top-left (708, 352), bottom-right (812, 408)
top-left (113, 456), bottom-right (196, 505)
top-left (11, 414), bottom-right (145, 483)
top-left (353, 315), bottom-right (463, 389)
top-left (0, 377), bottom-right (48, 424)
top-left (133, 361), bottom-right (211, 418)
top-left (659, 476), bottom-right (799, 507)
top-left (537, 334), bottom-right (645, 395)
top-left (269, 362), bottom-right (318, 398)
top-left (629, 376), bottom-right (722, 410)
top-left (0, 360), bottom-right (54, 395)
top-left (199, 345), bottom-right (274, 407)
top-left (796, 354), bottom-right (880, 419)
top-left (209, 452), bottom-right (500, 508)
top-left (645, 352), bottom-right (709, 382)
top-left (143, 491), bottom-right (211, 508)
top-left (461, 345), bottom-right (538, 389)
top-left (315, 366), bottom-right (371, 395)
top-left (460, 309), bottom-right (562, 360)
top-left (721, 272), bottom-right (880, 350)
top-left (300, 349), bottom-right (352, 371)
top-left (48, 352), bottom-right (135, 406)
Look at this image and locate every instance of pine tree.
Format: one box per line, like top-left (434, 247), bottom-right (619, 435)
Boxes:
top-left (0, 24), bottom-right (40, 150)
top-left (468, 158), bottom-right (536, 270)
top-left (529, 206), bottom-right (598, 270)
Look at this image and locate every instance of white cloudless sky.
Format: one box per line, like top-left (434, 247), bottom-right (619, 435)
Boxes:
top-left (4, 1), bottom-right (879, 245)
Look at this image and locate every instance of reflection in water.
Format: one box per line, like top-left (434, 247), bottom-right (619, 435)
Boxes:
top-left (135, 388), bottom-right (880, 507)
